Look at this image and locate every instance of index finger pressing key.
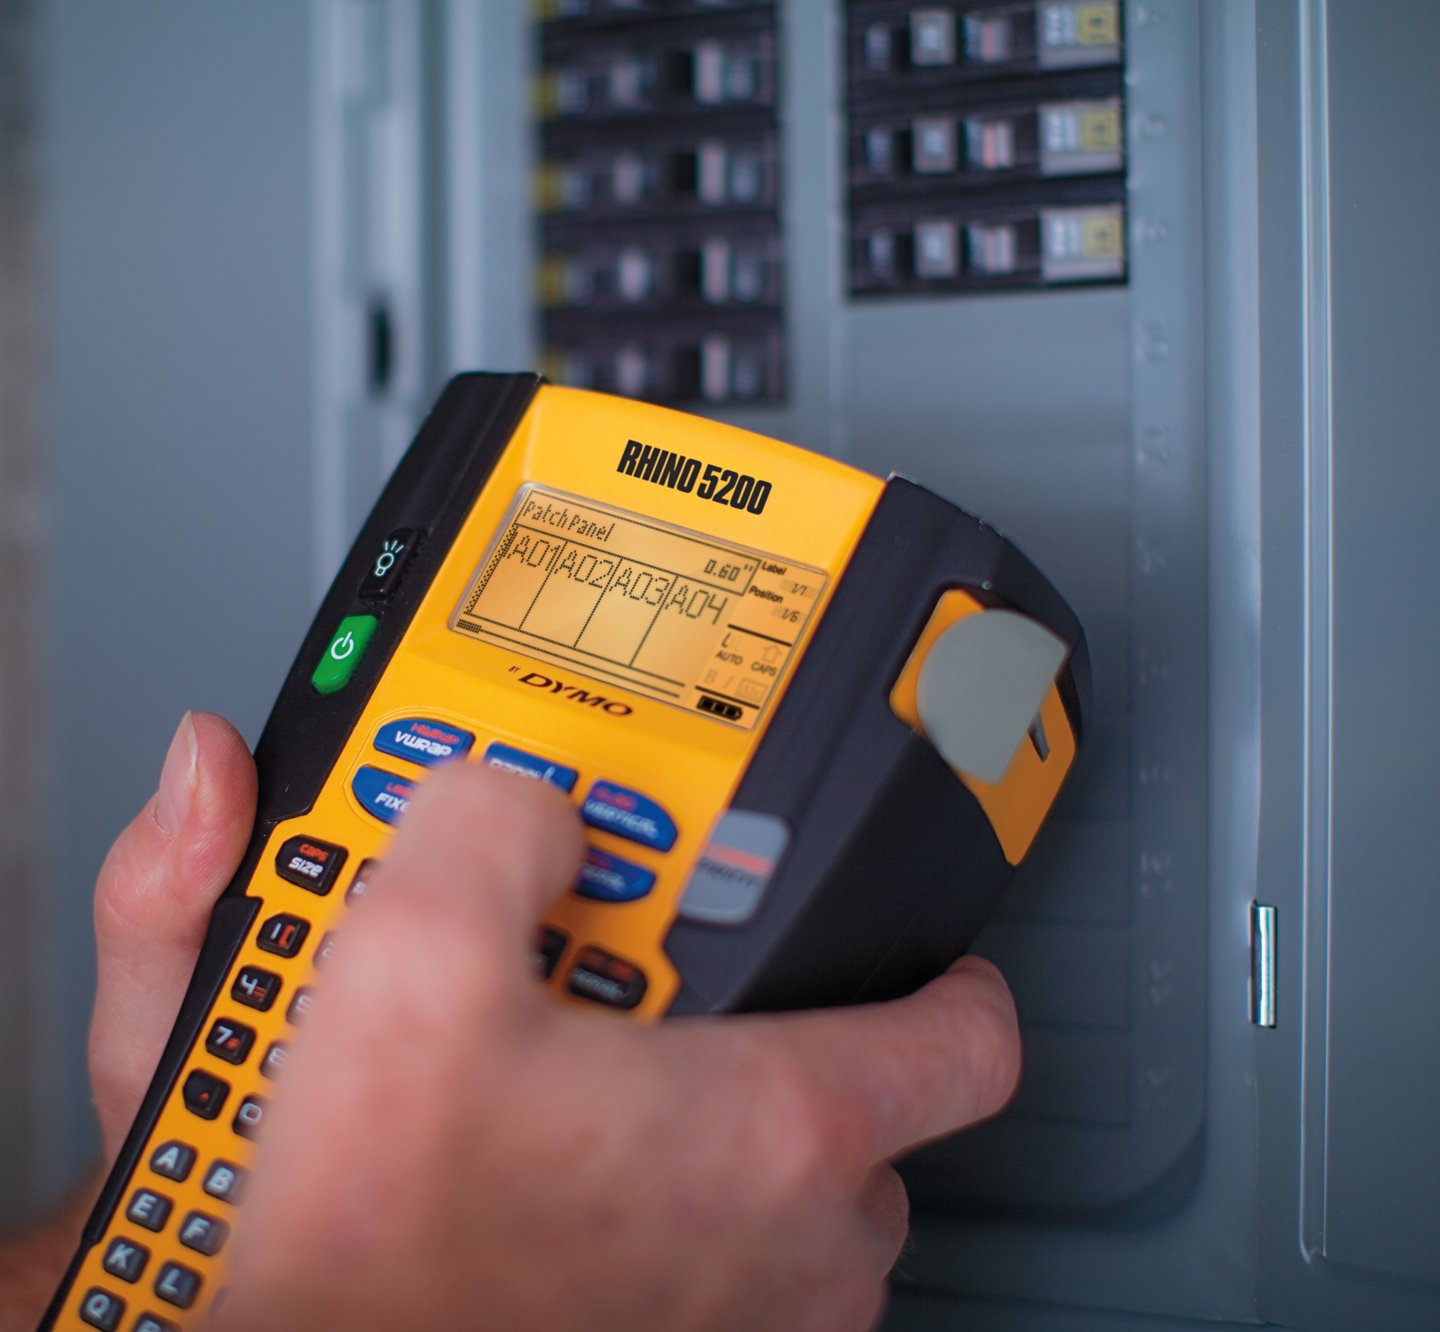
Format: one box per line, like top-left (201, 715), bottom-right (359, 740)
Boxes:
top-left (362, 762), bottom-right (585, 994)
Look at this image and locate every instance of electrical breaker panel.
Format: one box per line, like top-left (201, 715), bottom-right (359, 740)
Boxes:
top-left (535, 1), bottom-right (784, 407)
top-left (846, 1), bottom-right (1126, 295)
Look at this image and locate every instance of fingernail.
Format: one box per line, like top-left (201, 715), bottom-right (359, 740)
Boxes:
top-left (154, 712), bottom-right (198, 837)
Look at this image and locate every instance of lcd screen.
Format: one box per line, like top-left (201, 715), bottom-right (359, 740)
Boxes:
top-left (451, 485), bottom-right (826, 728)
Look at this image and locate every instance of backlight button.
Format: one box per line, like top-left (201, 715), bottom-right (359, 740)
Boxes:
top-left (358, 527), bottom-right (419, 600)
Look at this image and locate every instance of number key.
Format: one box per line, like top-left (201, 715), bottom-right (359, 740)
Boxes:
top-left (232, 1095), bottom-right (267, 1141)
top-left (256, 912), bottom-right (310, 958)
top-left (204, 1018), bottom-right (256, 1065)
top-left (231, 965), bottom-right (281, 1011)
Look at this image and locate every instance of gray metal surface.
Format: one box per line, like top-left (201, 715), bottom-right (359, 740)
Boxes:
top-left (876, 0), bottom-right (1213, 1247)
top-left (873, 6), bottom-right (1260, 1320)
top-left (1320, 0), bottom-right (1440, 1283)
top-left (1253, 3), bottom-right (1440, 1327)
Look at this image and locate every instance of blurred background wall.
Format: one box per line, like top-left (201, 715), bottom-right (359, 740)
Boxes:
top-left (28, 0), bottom-right (322, 1204)
top-left (0, 0), bottom-right (45, 1224)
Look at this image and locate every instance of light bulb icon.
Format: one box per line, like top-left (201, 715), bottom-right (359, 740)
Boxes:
top-left (373, 538), bottom-right (405, 578)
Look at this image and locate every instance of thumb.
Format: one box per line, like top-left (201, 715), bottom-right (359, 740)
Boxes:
top-left (89, 711), bottom-right (257, 1160)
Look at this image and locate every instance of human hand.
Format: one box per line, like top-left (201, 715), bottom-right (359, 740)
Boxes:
top-left (0, 713), bottom-right (254, 1331)
top-left (214, 763), bottom-right (1020, 1332)
top-left (88, 711), bottom-right (257, 1162)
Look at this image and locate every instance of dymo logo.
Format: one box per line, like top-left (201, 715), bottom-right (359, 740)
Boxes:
top-left (515, 671), bottom-right (633, 716)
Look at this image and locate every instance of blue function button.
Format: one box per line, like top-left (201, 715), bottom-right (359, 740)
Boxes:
top-left (373, 717), bottom-right (475, 768)
top-left (581, 782), bottom-right (677, 852)
top-left (480, 742), bottom-right (578, 793)
top-left (575, 847), bottom-right (656, 904)
top-left (352, 766), bottom-right (415, 825)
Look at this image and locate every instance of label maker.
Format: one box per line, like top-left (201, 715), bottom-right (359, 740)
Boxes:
top-left (44, 372), bottom-right (1088, 1330)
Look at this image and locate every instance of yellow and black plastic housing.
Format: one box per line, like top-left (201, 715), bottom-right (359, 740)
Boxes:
top-left (44, 372), bottom-right (1087, 1331)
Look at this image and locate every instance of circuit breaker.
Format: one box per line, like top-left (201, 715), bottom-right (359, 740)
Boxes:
top-left (846, 1), bottom-right (1126, 295)
top-left (535, 2), bottom-right (784, 406)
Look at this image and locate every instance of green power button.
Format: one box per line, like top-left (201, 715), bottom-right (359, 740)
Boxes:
top-left (311, 615), bottom-right (379, 695)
